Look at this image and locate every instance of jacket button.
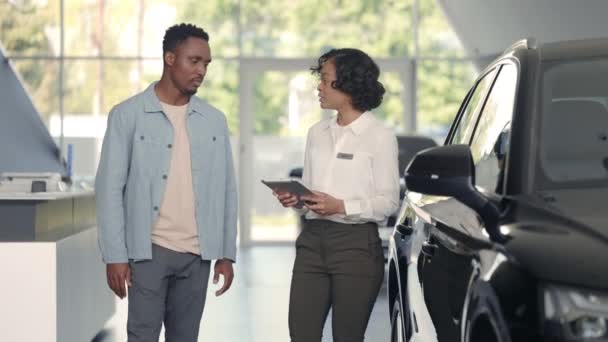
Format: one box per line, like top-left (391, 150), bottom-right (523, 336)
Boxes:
top-left (140, 136), bottom-right (145, 140)
top-left (213, 136), bottom-right (216, 141)
top-left (162, 175), bottom-right (167, 180)
top-left (153, 206), bottom-right (159, 211)
top-left (167, 144), bottom-right (172, 148)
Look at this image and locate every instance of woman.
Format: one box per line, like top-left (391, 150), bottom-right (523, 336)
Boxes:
top-left (275, 48), bottom-right (400, 342)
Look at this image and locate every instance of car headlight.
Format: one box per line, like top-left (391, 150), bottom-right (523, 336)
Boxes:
top-left (544, 284), bottom-right (608, 340)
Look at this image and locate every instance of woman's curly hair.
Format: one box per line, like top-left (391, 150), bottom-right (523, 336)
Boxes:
top-left (311, 48), bottom-right (385, 112)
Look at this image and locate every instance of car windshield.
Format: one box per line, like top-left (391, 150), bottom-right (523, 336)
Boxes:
top-left (538, 57), bottom-right (608, 189)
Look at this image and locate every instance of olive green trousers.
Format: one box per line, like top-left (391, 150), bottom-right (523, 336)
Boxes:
top-left (289, 219), bottom-right (384, 342)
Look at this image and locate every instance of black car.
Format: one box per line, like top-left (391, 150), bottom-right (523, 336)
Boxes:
top-left (388, 37), bottom-right (608, 342)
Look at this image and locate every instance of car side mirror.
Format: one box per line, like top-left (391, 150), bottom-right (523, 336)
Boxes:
top-left (404, 144), bottom-right (503, 242)
top-left (404, 144), bottom-right (475, 198)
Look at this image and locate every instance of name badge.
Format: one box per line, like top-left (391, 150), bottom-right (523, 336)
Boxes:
top-left (336, 152), bottom-right (354, 160)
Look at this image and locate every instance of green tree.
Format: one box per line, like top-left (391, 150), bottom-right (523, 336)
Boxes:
top-left (417, 0), bottom-right (475, 134)
top-left (62, 0), bottom-right (135, 115)
top-left (239, 0), bottom-right (414, 134)
top-left (1, 0), bottom-right (476, 137)
top-left (240, 0), bottom-right (412, 57)
top-left (0, 0), bottom-right (58, 119)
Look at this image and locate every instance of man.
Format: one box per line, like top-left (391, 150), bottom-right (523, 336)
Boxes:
top-left (95, 23), bottom-right (237, 342)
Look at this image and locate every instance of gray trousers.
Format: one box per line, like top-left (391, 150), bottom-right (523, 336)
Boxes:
top-left (289, 219), bottom-right (384, 342)
top-left (127, 244), bottom-right (211, 342)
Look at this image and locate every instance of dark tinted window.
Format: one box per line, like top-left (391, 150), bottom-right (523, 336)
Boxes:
top-left (540, 59), bottom-right (608, 185)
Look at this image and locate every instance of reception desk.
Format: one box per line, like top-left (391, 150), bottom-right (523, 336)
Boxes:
top-left (0, 190), bottom-right (115, 342)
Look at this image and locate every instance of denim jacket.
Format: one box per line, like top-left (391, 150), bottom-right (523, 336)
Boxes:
top-left (95, 82), bottom-right (238, 263)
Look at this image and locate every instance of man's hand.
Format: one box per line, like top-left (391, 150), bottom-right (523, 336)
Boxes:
top-left (213, 259), bottom-right (234, 296)
top-left (274, 191), bottom-right (301, 208)
top-left (106, 263), bottom-right (131, 299)
top-left (301, 191), bottom-right (345, 216)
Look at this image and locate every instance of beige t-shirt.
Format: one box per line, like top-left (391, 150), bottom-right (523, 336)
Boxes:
top-left (151, 102), bottom-right (200, 255)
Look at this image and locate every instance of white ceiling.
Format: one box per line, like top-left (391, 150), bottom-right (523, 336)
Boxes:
top-left (438, 0), bottom-right (608, 57)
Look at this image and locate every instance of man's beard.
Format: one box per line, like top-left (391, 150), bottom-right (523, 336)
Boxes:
top-left (182, 86), bottom-right (198, 96)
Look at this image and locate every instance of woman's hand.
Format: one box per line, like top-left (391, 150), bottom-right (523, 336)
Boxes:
top-left (301, 191), bottom-right (345, 216)
top-left (274, 191), bottom-right (301, 208)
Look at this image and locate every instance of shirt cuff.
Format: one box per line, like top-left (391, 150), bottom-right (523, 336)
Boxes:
top-left (343, 199), bottom-right (362, 218)
top-left (103, 257), bottom-right (129, 264)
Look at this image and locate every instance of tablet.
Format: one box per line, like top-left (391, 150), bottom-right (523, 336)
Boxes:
top-left (261, 179), bottom-right (314, 197)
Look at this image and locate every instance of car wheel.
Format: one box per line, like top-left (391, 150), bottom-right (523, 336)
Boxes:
top-left (465, 310), bottom-right (501, 342)
top-left (391, 292), bottom-right (408, 342)
top-left (464, 283), bottom-right (509, 342)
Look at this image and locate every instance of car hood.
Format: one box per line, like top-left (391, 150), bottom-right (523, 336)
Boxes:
top-left (503, 192), bottom-right (608, 290)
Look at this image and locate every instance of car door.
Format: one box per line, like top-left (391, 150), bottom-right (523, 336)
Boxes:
top-left (404, 66), bottom-right (498, 342)
top-left (417, 63), bottom-right (519, 342)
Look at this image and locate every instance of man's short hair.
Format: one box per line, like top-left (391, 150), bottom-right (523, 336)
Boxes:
top-left (162, 23), bottom-right (209, 54)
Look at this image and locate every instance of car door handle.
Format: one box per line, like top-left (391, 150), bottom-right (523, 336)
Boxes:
top-left (422, 241), bottom-right (438, 257)
top-left (396, 223), bottom-right (413, 236)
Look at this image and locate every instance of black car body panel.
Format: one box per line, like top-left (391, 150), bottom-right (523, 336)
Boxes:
top-left (388, 38), bottom-right (608, 342)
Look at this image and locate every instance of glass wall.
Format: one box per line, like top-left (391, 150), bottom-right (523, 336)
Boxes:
top-left (250, 71), bottom-right (320, 241)
top-left (418, 60), bottom-right (478, 142)
top-left (1, 0), bottom-right (482, 243)
top-left (1, 0), bottom-right (477, 134)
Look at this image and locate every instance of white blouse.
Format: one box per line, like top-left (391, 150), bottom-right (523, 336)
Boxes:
top-left (297, 112), bottom-right (400, 224)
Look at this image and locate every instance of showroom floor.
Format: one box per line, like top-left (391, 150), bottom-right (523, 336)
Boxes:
top-left (98, 245), bottom-right (391, 342)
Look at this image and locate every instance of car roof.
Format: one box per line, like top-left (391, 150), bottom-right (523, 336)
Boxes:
top-left (477, 37), bottom-right (608, 79)
top-left (510, 37), bottom-right (608, 62)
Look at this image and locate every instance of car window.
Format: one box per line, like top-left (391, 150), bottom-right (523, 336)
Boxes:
top-left (449, 68), bottom-right (498, 145)
top-left (470, 64), bottom-right (518, 193)
top-left (540, 58), bottom-right (608, 186)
